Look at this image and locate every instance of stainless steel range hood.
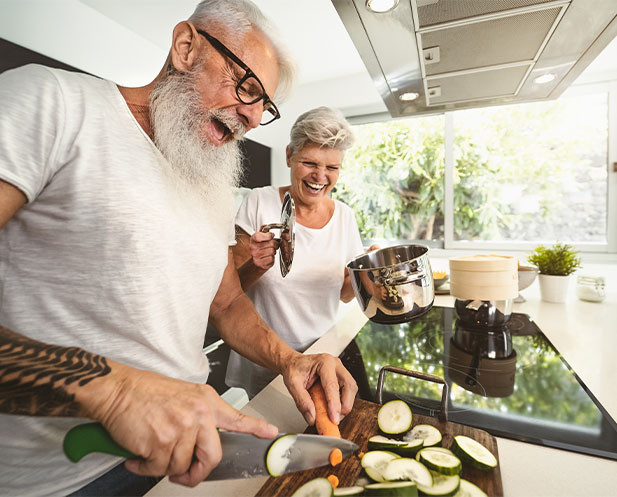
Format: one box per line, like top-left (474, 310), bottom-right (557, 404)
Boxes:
top-left (332, 0), bottom-right (617, 117)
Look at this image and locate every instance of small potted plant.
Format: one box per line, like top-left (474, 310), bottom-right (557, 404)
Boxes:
top-left (527, 242), bottom-right (582, 303)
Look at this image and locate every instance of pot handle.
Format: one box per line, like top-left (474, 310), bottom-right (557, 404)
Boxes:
top-left (376, 366), bottom-right (449, 423)
top-left (260, 223), bottom-right (284, 233)
top-left (382, 272), bottom-right (426, 286)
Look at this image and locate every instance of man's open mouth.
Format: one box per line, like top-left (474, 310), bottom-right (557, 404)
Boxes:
top-left (211, 119), bottom-right (232, 143)
top-left (303, 181), bottom-right (326, 192)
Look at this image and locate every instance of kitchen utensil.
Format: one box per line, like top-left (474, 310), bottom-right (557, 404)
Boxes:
top-left (515, 265), bottom-right (539, 303)
top-left (63, 423), bottom-right (357, 481)
top-left (256, 397), bottom-right (503, 497)
top-left (449, 255), bottom-right (518, 301)
top-left (454, 299), bottom-right (513, 328)
top-left (260, 191), bottom-right (295, 277)
top-left (346, 244), bottom-right (434, 324)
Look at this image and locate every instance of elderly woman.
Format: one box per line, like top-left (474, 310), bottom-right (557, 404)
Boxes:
top-left (225, 106), bottom-right (364, 398)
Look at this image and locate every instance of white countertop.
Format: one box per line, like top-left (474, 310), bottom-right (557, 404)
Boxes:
top-left (148, 263), bottom-right (617, 497)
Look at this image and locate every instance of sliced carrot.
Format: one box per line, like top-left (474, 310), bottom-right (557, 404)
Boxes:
top-left (308, 383), bottom-right (341, 438)
top-left (327, 475), bottom-right (339, 488)
top-left (358, 451), bottom-right (365, 458)
top-left (329, 448), bottom-right (343, 467)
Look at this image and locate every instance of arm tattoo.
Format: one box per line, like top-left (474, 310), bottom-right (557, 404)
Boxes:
top-left (0, 325), bottom-right (111, 416)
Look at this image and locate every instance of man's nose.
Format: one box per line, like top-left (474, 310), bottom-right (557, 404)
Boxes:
top-left (237, 102), bottom-right (263, 130)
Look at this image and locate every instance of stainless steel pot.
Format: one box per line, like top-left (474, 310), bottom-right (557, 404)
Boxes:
top-left (346, 244), bottom-right (435, 324)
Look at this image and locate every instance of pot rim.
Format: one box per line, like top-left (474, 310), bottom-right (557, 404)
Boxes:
top-left (346, 243), bottom-right (430, 272)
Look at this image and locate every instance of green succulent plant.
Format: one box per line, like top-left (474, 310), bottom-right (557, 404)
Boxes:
top-left (527, 242), bottom-right (582, 276)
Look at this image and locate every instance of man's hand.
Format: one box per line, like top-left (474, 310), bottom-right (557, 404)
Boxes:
top-left (249, 229), bottom-right (280, 270)
top-left (82, 364), bottom-right (278, 487)
top-left (281, 353), bottom-right (358, 427)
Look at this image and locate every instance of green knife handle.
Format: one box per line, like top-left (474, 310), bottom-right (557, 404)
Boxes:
top-left (63, 422), bottom-right (136, 462)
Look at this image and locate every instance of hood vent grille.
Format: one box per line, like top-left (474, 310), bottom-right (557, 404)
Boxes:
top-left (332, 0), bottom-right (617, 117)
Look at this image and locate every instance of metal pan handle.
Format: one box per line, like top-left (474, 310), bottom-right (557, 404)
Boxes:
top-left (376, 366), bottom-right (449, 422)
top-left (260, 223), bottom-right (284, 233)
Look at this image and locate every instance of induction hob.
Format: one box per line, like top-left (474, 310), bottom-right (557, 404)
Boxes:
top-left (339, 306), bottom-right (617, 460)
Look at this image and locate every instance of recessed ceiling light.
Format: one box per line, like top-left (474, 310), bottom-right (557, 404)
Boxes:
top-left (399, 92), bottom-right (419, 101)
top-left (366, 0), bottom-right (399, 13)
top-left (534, 73), bottom-right (556, 84)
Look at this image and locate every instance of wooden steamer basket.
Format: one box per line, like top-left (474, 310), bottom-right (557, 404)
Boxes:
top-left (449, 255), bottom-right (518, 328)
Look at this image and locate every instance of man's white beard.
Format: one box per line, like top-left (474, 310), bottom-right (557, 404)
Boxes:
top-left (149, 67), bottom-right (246, 211)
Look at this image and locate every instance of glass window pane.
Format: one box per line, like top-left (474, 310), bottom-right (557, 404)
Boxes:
top-left (452, 93), bottom-right (609, 243)
top-left (333, 116), bottom-right (445, 243)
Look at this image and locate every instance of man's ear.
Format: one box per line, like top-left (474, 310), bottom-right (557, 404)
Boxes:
top-left (170, 21), bottom-right (201, 73)
top-left (286, 146), bottom-right (292, 168)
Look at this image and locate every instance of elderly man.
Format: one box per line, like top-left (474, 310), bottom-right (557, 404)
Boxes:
top-left (0, 0), bottom-right (357, 495)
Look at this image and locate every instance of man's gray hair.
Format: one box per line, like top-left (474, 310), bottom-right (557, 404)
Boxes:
top-left (288, 106), bottom-right (355, 155)
top-left (188, 0), bottom-right (296, 103)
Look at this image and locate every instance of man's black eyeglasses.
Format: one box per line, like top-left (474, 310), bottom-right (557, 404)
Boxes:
top-left (196, 29), bottom-right (280, 126)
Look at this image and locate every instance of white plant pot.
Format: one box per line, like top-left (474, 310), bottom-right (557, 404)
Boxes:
top-left (538, 274), bottom-right (571, 303)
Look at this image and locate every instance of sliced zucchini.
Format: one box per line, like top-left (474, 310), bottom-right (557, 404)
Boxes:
top-left (416, 471), bottom-right (460, 497)
top-left (378, 400), bottom-right (413, 435)
top-left (265, 434), bottom-right (296, 476)
top-left (382, 457), bottom-right (432, 487)
top-left (453, 479), bottom-right (487, 497)
top-left (369, 436), bottom-right (424, 457)
top-left (361, 450), bottom-right (400, 482)
top-left (416, 447), bottom-right (454, 460)
top-left (418, 450), bottom-right (462, 476)
top-left (290, 477), bottom-right (334, 497)
top-left (364, 481), bottom-right (418, 496)
top-left (451, 436), bottom-right (498, 471)
top-left (404, 424), bottom-right (442, 448)
top-left (368, 435), bottom-right (408, 449)
top-left (333, 486), bottom-right (365, 496)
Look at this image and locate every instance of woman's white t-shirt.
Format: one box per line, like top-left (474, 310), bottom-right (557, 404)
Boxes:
top-left (225, 186), bottom-right (364, 397)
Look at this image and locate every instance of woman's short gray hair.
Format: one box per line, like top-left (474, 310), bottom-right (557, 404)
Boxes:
top-left (288, 106), bottom-right (355, 156)
top-left (188, 0), bottom-right (296, 103)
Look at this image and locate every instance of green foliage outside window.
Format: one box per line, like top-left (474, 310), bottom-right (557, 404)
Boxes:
top-left (334, 94), bottom-right (608, 243)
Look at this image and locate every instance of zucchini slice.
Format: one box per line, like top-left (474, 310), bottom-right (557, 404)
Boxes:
top-left (369, 436), bottom-right (423, 457)
top-left (453, 479), bottom-right (488, 497)
top-left (418, 450), bottom-right (462, 475)
top-left (378, 400), bottom-right (413, 435)
top-left (364, 481), bottom-right (418, 496)
top-left (333, 486), bottom-right (365, 496)
top-left (290, 477), bottom-right (334, 497)
top-left (451, 436), bottom-right (498, 471)
top-left (265, 434), bottom-right (296, 477)
top-left (404, 424), bottom-right (442, 448)
top-left (361, 450), bottom-right (400, 482)
top-left (416, 471), bottom-right (460, 497)
top-left (382, 457), bottom-right (432, 487)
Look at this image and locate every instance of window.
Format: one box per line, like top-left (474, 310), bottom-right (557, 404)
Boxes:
top-left (334, 83), bottom-right (616, 254)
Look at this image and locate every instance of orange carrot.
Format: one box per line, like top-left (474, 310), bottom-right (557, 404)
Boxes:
top-left (358, 451), bottom-right (365, 459)
top-left (308, 383), bottom-right (341, 438)
top-left (329, 448), bottom-right (343, 467)
top-left (327, 475), bottom-right (339, 488)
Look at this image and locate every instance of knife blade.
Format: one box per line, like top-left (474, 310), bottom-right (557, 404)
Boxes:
top-left (63, 422), bottom-right (358, 480)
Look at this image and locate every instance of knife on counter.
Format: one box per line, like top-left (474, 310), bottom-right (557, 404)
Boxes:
top-left (63, 422), bottom-right (358, 481)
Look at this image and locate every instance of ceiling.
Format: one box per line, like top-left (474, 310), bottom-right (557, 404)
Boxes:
top-left (9, 0), bottom-right (617, 118)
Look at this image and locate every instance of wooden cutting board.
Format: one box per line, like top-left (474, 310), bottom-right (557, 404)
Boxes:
top-left (256, 397), bottom-right (503, 497)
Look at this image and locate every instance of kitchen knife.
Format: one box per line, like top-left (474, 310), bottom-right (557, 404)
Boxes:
top-left (63, 422), bottom-right (358, 480)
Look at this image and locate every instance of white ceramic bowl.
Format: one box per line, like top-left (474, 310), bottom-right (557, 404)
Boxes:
top-left (518, 265), bottom-right (539, 291)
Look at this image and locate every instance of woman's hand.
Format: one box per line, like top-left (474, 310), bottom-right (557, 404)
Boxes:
top-left (249, 229), bottom-right (280, 270)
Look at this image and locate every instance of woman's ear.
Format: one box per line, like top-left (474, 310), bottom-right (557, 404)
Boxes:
top-left (286, 146), bottom-right (293, 168)
top-left (170, 21), bottom-right (201, 73)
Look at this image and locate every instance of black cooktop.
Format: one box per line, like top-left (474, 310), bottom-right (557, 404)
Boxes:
top-left (339, 306), bottom-right (617, 460)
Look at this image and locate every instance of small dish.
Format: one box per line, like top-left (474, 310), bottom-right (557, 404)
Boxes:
top-left (433, 271), bottom-right (449, 289)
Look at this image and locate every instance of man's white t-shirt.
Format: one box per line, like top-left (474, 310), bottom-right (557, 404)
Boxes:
top-left (0, 65), bottom-right (235, 496)
top-left (225, 186), bottom-right (364, 397)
